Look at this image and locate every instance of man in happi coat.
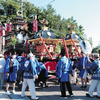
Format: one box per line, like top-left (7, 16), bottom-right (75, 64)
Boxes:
top-left (21, 53), bottom-right (39, 100)
top-left (86, 53), bottom-right (100, 98)
top-left (4, 54), bottom-right (19, 95)
top-left (56, 48), bottom-right (74, 99)
top-left (79, 51), bottom-right (89, 89)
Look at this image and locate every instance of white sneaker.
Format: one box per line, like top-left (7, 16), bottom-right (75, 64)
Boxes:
top-left (70, 94), bottom-right (74, 97)
top-left (12, 90), bottom-right (16, 94)
top-left (6, 91), bottom-right (11, 95)
top-left (19, 82), bottom-right (23, 85)
top-left (21, 95), bottom-right (25, 98)
top-left (31, 97), bottom-right (39, 100)
top-left (43, 84), bottom-right (45, 88)
top-left (60, 96), bottom-right (68, 99)
top-left (38, 83), bottom-right (41, 87)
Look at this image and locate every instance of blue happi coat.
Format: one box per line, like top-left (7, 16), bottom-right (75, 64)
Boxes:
top-left (23, 59), bottom-right (37, 79)
top-left (16, 55), bottom-right (25, 71)
top-left (32, 56), bottom-right (40, 75)
top-left (56, 56), bottom-right (73, 82)
top-left (4, 55), bottom-right (19, 81)
top-left (89, 59), bottom-right (100, 80)
top-left (4, 55), bottom-right (10, 81)
top-left (39, 62), bottom-right (48, 77)
top-left (79, 56), bottom-right (89, 77)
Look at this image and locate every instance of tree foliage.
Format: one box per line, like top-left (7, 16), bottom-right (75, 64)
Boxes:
top-left (8, 35), bottom-right (19, 46)
top-left (0, 0), bottom-right (20, 22)
top-left (0, 0), bottom-right (85, 39)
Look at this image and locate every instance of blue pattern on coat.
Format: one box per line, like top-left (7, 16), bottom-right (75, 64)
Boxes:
top-left (56, 56), bottom-right (73, 82)
top-left (23, 59), bottom-right (37, 79)
top-left (89, 59), bottom-right (100, 80)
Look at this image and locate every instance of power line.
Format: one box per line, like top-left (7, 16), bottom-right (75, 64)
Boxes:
top-left (43, 0), bottom-right (55, 7)
top-left (36, 0), bottom-right (46, 6)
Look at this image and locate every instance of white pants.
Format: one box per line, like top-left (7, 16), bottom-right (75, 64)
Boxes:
top-left (21, 78), bottom-right (36, 99)
top-left (83, 70), bottom-right (87, 79)
top-left (73, 69), bottom-right (77, 83)
top-left (88, 79), bottom-right (100, 97)
top-left (69, 70), bottom-right (77, 83)
top-left (0, 73), bottom-right (4, 88)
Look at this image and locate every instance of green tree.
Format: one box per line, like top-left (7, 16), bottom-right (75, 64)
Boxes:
top-left (0, 0), bottom-right (20, 22)
top-left (88, 37), bottom-right (93, 47)
top-left (23, 1), bottom-right (35, 22)
top-left (55, 43), bottom-right (61, 54)
top-left (0, 1), bottom-right (86, 40)
top-left (92, 47), bottom-right (99, 53)
top-left (8, 35), bottom-right (19, 47)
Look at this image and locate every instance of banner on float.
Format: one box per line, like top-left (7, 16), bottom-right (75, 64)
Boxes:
top-left (33, 20), bottom-right (38, 32)
top-left (0, 26), bottom-right (3, 36)
top-left (7, 22), bottom-right (12, 34)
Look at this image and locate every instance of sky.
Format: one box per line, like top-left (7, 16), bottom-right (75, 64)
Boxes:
top-left (27, 0), bottom-right (100, 48)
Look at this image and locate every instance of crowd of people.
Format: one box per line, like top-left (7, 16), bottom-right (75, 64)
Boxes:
top-left (0, 48), bottom-right (100, 100)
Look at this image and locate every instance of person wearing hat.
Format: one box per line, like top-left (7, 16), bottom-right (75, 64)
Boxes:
top-left (21, 53), bottom-right (39, 100)
top-left (0, 54), bottom-right (6, 89)
top-left (78, 51), bottom-right (89, 90)
top-left (86, 53), bottom-right (100, 98)
top-left (56, 48), bottom-right (73, 99)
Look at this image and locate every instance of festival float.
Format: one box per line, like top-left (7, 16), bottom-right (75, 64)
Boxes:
top-left (3, 11), bottom-right (34, 56)
top-left (28, 20), bottom-right (85, 75)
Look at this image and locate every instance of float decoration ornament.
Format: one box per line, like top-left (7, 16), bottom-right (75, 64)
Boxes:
top-left (79, 40), bottom-right (92, 54)
top-left (17, 10), bottom-right (23, 17)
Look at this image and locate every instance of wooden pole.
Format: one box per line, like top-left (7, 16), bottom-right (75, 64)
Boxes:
top-left (71, 38), bottom-right (81, 57)
top-left (39, 36), bottom-right (53, 60)
top-left (63, 38), bottom-right (69, 58)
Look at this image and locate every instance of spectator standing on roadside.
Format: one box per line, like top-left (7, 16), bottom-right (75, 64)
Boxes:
top-left (56, 48), bottom-right (74, 99)
top-left (0, 54), bottom-right (6, 89)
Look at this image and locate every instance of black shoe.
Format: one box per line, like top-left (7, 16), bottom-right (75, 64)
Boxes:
top-left (74, 83), bottom-right (76, 85)
top-left (80, 85), bottom-right (84, 89)
top-left (96, 95), bottom-right (100, 98)
top-left (83, 85), bottom-right (87, 90)
top-left (86, 93), bottom-right (93, 98)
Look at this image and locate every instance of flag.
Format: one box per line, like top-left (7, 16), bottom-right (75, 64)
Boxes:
top-left (7, 23), bottom-right (9, 34)
top-left (33, 20), bottom-right (38, 32)
top-left (35, 20), bottom-right (38, 32)
top-left (9, 22), bottom-right (12, 32)
top-left (7, 22), bottom-right (12, 34)
top-left (0, 26), bottom-right (3, 36)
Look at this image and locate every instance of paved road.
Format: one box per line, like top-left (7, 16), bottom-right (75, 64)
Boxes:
top-left (1, 76), bottom-right (100, 100)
